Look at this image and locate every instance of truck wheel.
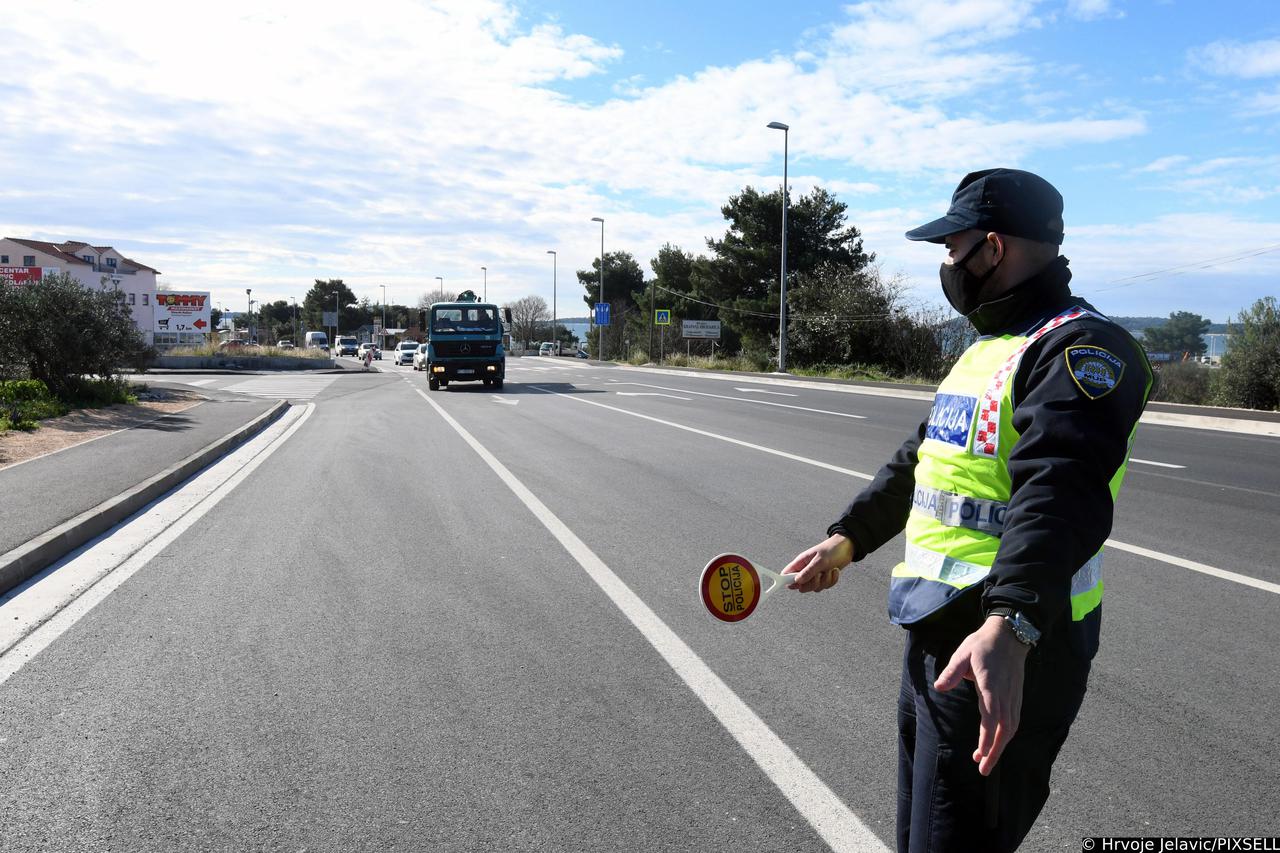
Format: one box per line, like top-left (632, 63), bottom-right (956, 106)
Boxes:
top-left (428, 375), bottom-right (439, 390)
top-left (493, 378), bottom-right (503, 390)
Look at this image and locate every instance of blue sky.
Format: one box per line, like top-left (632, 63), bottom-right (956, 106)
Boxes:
top-left (2, 0), bottom-right (1277, 323)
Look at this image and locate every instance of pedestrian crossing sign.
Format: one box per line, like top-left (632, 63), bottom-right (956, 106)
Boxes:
top-left (655, 309), bottom-right (671, 325)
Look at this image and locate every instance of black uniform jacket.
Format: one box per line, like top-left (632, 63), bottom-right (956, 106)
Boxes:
top-left (829, 258), bottom-right (1151, 653)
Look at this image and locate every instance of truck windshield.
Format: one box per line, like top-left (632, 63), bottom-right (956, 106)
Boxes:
top-left (433, 306), bottom-right (499, 334)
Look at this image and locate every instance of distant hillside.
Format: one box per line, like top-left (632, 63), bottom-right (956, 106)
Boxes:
top-left (1113, 316), bottom-right (1230, 335)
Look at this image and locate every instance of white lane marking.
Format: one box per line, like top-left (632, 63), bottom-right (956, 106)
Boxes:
top-left (533, 385), bottom-right (1280, 598)
top-left (185, 379), bottom-right (218, 387)
top-left (492, 396), bottom-right (518, 406)
top-left (531, 385), bottom-right (872, 482)
top-left (0, 404), bottom-right (315, 682)
top-left (616, 391), bottom-right (692, 400)
top-left (735, 387), bottom-right (798, 397)
top-left (1105, 539), bottom-right (1280, 595)
top-left (1129, 458), bottom-right (1186, 469)
top-left (619, 382), bottom-right (867, 420)
top-left (223, 376), bottom-right (337, 400)
top-left (415, 387), bottom-right (887, 852)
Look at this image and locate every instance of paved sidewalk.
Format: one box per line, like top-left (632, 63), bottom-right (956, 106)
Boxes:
top-left (0, 390), bottom-right (281, 589)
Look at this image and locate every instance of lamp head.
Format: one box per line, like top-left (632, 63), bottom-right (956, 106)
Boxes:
top-left (767, 121), bottom-right (789, 131)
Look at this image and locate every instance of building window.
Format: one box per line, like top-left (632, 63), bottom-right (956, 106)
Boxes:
top-left (0, 255), bottom-right (7, 264)
top-left (106, 257), bottom-right (117, 267)
top-left (83, 255), bottom-right (94, 263)
top-left (23, 255), bottom-right (35, 265)
top-left (128, 292), bottom-right (135, 305)
top-left (143, 293), bottom-right (149, 305)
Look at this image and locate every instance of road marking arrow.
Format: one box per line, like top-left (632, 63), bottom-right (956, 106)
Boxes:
top-left (734, 387), bottom-right (797, 397)
top-left (616, 392), bottom-right (691, 400)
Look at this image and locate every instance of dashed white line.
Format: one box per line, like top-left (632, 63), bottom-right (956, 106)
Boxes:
top-left (1129, 458), bottom-right (1186, 469)
top-left (616, 382), bottom-right (867, 420)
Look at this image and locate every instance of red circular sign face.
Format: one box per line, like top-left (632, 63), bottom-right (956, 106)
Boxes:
top-left (700, 554), bottom-right (762, 622)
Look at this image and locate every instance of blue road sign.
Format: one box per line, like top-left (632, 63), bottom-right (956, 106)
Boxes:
top-left (594, 302), bottom-right (611, 326)
top-left (655, 309), bottom-right (671, 325)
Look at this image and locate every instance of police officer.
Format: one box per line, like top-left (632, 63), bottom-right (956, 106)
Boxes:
top-left (784, 169), bottom-right (1153, 852)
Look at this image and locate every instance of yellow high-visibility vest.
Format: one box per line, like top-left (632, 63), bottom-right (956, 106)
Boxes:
top-left (889, 307), bottom-right (1152, 625)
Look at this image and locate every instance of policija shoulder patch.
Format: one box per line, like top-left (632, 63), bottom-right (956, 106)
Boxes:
top-left (1065, 345), bottom-right (1125, 400)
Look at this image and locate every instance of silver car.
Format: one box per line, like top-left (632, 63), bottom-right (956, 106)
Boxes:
top-left (395, 340), bottom-right (419, 365)
top-left (412, 343), bottom-right (429, 371)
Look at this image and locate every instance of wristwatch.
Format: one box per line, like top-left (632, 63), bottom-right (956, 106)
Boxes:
top-left (987, 606), bottom-right (1041, 647)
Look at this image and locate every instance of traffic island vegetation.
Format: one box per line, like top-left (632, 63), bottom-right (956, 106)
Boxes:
top-left (0, 377), bottom-right (138, 433)
top-left (164, 344), bottom-right (329, 359)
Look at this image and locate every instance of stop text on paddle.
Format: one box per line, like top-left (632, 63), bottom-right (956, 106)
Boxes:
top-left (699, 553), bottom-right (796, 622)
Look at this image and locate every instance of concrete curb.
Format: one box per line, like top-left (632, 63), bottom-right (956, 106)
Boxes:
top-left (0, 400), bottom-right (290, 597)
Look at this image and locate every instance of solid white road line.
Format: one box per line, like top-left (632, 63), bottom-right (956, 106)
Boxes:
top-left (1129, 458), bottom-right (1187, 469)
top-left (618, 382), bottom-right (867, 420)
top-left (616, 391), bottom-right (692, 400)
top-left (530, 385), bottom-right (873, 482)
top-left (1105, 539), bottom-right (1280, 595)
top-left (532, 385), bottom-right (1280, 599)
top-left (186, 379), bottom-right (218, 387)
top-left (415, 387), bottom-right (888, 853)
top-left (0, 403), bottom-right (315, 683)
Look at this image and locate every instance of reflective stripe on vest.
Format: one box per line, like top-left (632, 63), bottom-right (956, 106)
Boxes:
top-left (911, 485), bottom-right (1008, 536)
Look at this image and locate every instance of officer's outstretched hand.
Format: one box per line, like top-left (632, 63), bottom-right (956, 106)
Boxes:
top-left (934, 616), bottom-right (1032, 776)
top-left (782, 533), bottom-right (854, 593)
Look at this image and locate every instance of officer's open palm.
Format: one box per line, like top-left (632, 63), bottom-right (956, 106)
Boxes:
top-left (933, 617), bottom-right (1031, 776)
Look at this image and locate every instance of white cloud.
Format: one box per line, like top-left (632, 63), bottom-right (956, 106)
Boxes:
top-left (1191, 38), bottom-right (1280, 79)
top-left (1138, 155), bottom-right (1190, 173)
top-left (1066, 0), bottom-right (1122, 21)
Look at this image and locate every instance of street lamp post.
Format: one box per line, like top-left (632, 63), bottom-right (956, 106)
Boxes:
top-left (291, 297), bottom-right (298, 344)
top-left (767, 120), bottom-right (790, 372)
top-left (332, 292), bottom-right (339, 343)
top-left (246, 288), bottom-right (252, 343)
top-left (591, 217), bottom-right (604, 360)
top-left (546, 251), bottom-right (556, 352)
top-left (435, 276), bottom-right (444, 301)
top-left (480, 266), bottom-right (487, 302)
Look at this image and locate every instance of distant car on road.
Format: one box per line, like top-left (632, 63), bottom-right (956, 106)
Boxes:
top-left (575, 349), bottom-right (588, 359)
top-left (277, 340), bottom-right (295, 349)
top-left (412, 343), bottom-right (429, 371)
top-left (218, 340), bottom-right (247, 351)
top-left (335, 336), bottom-right (359, 357)
top-left (539, 342), bottom-right (557, 356)
top-left (357, 342), bottom-right (381, 360)
top-left (395, 340), bottom-right (419, 366)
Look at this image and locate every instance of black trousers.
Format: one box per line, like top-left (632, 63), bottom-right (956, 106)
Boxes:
top-left (896, 625), bottom-right (1092, 853)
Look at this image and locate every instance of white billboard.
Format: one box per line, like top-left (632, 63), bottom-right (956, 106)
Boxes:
top-left (682, 320), bottom-right (721, 339)
top-left (154, 292), bottom-right (212, 334)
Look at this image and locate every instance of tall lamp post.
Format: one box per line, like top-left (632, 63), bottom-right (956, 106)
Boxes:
top-left (546, 250), bottom-right (557, 351)
top-left (591, 216), bottom-right (604, 360)
top-left (480, 266), bottom-right (487, 302)
top-left (379, 285), bottom-right (386, 348)
top-left (767, 120), bottom-right (790, 372)
top-left (245, 288), bottom-right (252, 343)
top-left (291, 297), bottom-right (298, 345)
top-left (435, 276), bottom-right (444, 300)
top-left (332, 292), bottom-right (339, 343)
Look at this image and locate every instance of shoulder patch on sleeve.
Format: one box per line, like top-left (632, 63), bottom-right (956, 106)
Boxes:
top-left (1065, 345), bottom-right (1126, 400)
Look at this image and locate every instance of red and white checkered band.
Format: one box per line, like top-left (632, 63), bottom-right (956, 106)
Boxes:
top-left (971, 307), bottom-right (1091, 458)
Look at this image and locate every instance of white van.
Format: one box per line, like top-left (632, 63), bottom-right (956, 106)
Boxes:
top-left (304, 331), bottom-right (329, 351)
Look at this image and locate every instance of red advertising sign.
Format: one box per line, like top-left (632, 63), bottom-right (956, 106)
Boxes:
top-left (0, 266), bottom-right (44, 284)
top-left (154, 291), bottom-right (212, 334)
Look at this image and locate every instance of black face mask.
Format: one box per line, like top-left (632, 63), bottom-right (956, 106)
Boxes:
top-left (939, 238), bottom-right (999, 316)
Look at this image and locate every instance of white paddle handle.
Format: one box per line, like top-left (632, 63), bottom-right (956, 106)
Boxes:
top-left (758, 565), bottom-right (798, 596)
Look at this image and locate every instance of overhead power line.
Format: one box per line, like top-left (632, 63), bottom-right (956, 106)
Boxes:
top-left (1087, 243), bottom-right (1280, 294)
top-left (650, 282), bottom-right (896, 324)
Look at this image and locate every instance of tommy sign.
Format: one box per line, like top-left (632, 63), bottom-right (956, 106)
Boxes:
top-left (154, 292), bottom-right (212, 334)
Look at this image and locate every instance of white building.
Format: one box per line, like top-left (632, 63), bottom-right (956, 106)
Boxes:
top-left (0, 237), bottom-right (161, 345)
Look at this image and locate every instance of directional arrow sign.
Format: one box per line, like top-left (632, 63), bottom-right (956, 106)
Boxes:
top-left (734, 387), bottom-right (797, 397)
top-left (193, 318), bottom-right (208, 330)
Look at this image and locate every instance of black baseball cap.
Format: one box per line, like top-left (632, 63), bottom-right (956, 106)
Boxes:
top-left (905, 168), bottom-right (1065, 245)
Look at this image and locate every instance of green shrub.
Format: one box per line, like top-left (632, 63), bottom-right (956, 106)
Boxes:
top-left (0, 378), bottom-right (67, 430)
top-left (1150, 361), bottom-right (1213, 405)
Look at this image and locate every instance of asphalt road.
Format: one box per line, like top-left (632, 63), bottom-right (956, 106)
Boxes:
top-left (2, 357), bottom-right (1277, 851)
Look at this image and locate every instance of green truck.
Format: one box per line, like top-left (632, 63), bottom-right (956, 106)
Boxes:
top-left (424, 291), bottom-right (509, 391)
